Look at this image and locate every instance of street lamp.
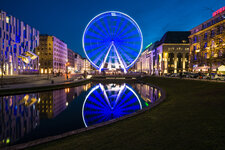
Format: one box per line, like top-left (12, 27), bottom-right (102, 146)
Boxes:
top-left (66, 62), bottom-right (70, 80)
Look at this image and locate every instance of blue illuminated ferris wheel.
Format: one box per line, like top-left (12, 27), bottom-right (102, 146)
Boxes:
top-left (82, 84), bottom-right (142, 127)
top-left (82, 11), bottom-right (143, 73)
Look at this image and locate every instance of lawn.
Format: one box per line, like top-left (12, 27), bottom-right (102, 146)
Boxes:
top-left (27, 77), bottom-right (225, 150)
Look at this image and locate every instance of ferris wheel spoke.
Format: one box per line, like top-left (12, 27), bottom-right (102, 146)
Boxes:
top-left (85, 32), bottom-right (104, 40)
top-left (99, 19), bottom-right (110, 36)
top-left (92, 23), bottom-right (108, 37)
top-left (116, 45), bottom-right (138, 63)
top-left (120, 33), bottom-right (141, 41)
top-left (86, 45), bottom-right (105, 57)
top-left (86, 97), bottom-right (106, 109)
top-left (92, 90), bottom-right (111, 108)
top-left (119, 27), bottom-right (138, 39)
top-left (117, 23), bottom-right (130, 39)
top-left (91, 45), bottom-right (110, 64)
top-left (118, 44), bottom-right (140, 54)
top-left (116, 91), bottom-right (133, 108)
top-left (120, 105), bottom-right (141, 113)
top-left (85, 113), bottom-right (109, 123)
top-left (117, 23), bottom-right (133, 38)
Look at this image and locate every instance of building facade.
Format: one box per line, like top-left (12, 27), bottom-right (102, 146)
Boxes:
top-left (136, 31), bottom-right (190, 75)
top-left (74, 53), bottom-right (83, 73)
top-left (36, 35), bottom-right (67, 74)
top-left (189, 7), bottom-right (225, 73)
top-left (135, 49), bottom-right (150, 73)
top-left (82, 58), bottom-right (92, 73)
top-left (0, 10), bottom-right (39, 75)
top-left (67, 48), bottom-right (75, 73)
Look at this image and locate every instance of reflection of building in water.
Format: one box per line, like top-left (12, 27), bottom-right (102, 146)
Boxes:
top-left (66, 83), bottom-right (92, 103)
top-left (36, 89), bottom-right (67, 119)
top-left (0, 94), bottom-right (39, 146)
top-left (132, 84), bottom-right (161, 104)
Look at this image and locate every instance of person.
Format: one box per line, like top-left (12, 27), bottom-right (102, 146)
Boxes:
top-left (179, 71), bottom-right (183, 79)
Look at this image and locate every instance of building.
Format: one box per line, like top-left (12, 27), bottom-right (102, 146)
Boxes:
top-left (67, 48), bottom-right (75, 73)
top-left (135, 48), bottom-right (150, 73)
top-left (189, 6), bottom-right (225, 73)
top-left (74, 53), bottom-right (83, 73)
top-left (136, 31), bottom-right (190, 75)
top-left (0, 10), bottom-right (39, 75)
top-left (154, 31), bottom-right (190, 75)
top-left (36, 35), bottom-right (67, 74)
top-left (82, 58), bottom-right (92, 73)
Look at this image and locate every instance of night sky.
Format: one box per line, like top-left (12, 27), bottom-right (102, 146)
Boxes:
top-left (1, 0), bottom-right (224, 57)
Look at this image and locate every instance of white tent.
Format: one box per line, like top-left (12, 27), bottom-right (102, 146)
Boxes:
top-left (218, 65), bottom-right (225, 72)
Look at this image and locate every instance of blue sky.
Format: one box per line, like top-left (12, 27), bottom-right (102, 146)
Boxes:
top-left (1, 0), bottom-right (224, 57)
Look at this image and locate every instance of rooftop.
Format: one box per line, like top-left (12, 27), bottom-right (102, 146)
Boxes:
top-left (159, 31), bottom-right (191, 44)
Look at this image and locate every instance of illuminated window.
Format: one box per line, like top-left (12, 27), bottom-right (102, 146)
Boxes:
top-left (6, 17), bottom-right (9, 23)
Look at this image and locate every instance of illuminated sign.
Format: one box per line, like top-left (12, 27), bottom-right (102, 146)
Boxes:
top-left (213, 6), bottom-right (225, 17)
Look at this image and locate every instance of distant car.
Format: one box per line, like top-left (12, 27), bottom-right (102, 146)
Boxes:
top-left (182, 72), bottom-right (192, 78)
top-left (189, 73), bottom-right (199, 78)
top-left (214, 74), bottom-right (225, 81)
top-left (163, 73), bottom-right (171, 77)
top-left (170, 73), bottom-right (179, 77)
top-left (198, 74), bottom-right (207, 79)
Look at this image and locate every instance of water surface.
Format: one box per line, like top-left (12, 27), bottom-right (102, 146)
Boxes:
top-left (0, 82), bottom-right (161, 147)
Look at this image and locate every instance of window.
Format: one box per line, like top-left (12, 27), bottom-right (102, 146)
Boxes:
top-left (211, 30), bottom-right (215, 37)
top-left (204, 32), bottom-right (207, 39)
top-left (193, 36), bottom-right (197, 43)
top-left (204, 42), bottom-right (207, 48)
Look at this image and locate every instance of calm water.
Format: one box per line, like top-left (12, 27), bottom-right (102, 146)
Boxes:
top-left (0, 82), bottom-right (161, 147)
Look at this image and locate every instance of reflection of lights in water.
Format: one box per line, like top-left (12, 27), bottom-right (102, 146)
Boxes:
top-left (9, 97), bottom-right (12, 106)
top-left (82, 84), bottom-right (142, 127)
top-left (145, 102), bottom-right (149, 107)
top-left (25, 98), bottom-right (37, 107)
top-left (6, 138), bottom-right (10, 144)
top-left (65, 88), bottom-right (70, 93)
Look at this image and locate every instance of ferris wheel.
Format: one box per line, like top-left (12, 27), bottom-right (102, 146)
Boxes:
top-left (82, 11), bottom-right (143, 73)
top-left (82, 84), bottom-right (142, 127)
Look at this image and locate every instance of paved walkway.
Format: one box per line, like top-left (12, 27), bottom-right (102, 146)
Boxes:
top-left (0, 74), bottom-right (84, 91)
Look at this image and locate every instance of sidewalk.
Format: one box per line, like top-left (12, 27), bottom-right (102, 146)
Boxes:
top-left (0, 74), bottom-right (86, 95)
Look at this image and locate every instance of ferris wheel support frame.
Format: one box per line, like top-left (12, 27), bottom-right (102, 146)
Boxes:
top-left (99, 42), bottom-right (127, 73)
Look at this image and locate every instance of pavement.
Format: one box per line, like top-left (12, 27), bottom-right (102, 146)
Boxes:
top-left (0, 74), bottom-right (84, 91)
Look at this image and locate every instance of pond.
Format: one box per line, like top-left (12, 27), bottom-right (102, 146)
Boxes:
top-left (0, 82), bottom-right (161, 147)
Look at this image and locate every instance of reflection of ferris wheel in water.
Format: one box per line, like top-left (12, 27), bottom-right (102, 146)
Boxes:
top-left (82, 84), bottom-right (142, 127)
top-left (82, 11), bottom-right (143, 73)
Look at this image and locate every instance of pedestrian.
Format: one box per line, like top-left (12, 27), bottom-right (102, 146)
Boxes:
top-left (180, 71), bottom-right (182, 79)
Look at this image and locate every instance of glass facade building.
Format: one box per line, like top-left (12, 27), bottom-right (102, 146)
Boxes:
top-left (0, 10), bottom-right (39, 75)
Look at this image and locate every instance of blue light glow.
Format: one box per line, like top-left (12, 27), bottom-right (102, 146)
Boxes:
top-left (83, 11), bottom-right (143, 72)
top-left (82, 83), bottom-right (142, 127)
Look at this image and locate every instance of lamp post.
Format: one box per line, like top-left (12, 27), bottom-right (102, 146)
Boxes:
top-left (66, 62), bottom-right (70, 80)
